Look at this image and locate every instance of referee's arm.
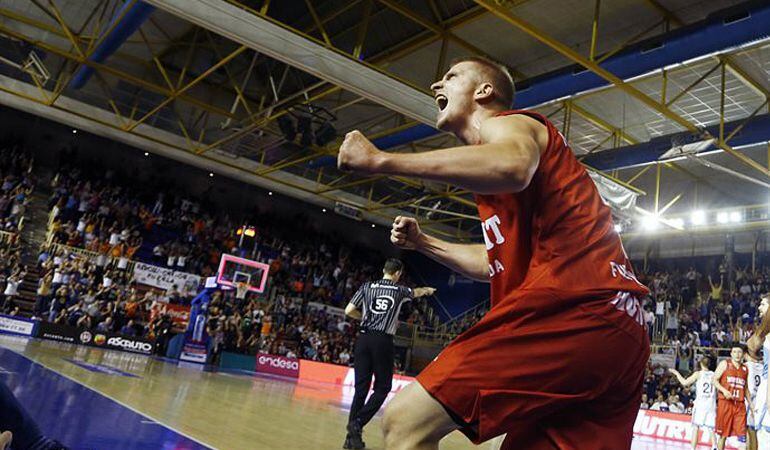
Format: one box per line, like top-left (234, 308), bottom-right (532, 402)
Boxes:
top-left (412, 287), bottom-right (436, 298)
top-left (345, 284), bottom-right (366, 320)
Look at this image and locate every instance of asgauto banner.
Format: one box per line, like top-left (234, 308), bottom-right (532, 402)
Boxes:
top-left (133, 262), bottom-right (201, 296)
top-left (256, 353), bottom-right (300, 378)
top-left (35, 322), bottom-right (154, 355)
top-left (0, 314), bottom-right (36, 336)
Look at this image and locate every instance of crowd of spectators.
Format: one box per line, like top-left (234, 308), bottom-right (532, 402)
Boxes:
top-left (637, 263), bottom-right (767, 349)
top-left (0, 143), bottom-right (35, 316)
top-left (0, 240), bottom-right (25, 316)
top-left (640, 360), bottom-right (694, 414)
top-left (24, 155), bottom-right (439, 369)
top-left (31, 245), bottom-right (158, 337)
top-left (0, 144), bottom-right (35, 233)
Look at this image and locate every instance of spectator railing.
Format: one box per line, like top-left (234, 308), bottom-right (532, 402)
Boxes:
top-left (49, 242), bottom-right (137, 273)
top-left (45, 209), bottom-right (56, 246)
top-left (435, 299), bottom-right (491, 335)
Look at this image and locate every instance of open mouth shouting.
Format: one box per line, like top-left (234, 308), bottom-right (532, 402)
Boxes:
top-left (435, 94), bottom-right (448, 112)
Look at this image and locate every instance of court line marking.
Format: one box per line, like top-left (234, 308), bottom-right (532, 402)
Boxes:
top-left (0, 343), bottom-right (218, 450)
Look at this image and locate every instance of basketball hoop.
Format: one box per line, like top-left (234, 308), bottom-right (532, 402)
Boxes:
top-left (235, 282), bottom-right (250, 300)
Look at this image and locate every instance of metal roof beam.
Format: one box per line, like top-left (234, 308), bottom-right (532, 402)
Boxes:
top-left (473, 0), bottom-right (770, 180)
top-left (144, 0), bottom-right (437, 125)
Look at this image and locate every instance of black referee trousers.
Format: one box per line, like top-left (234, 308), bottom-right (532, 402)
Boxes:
top-left (348, 329), bottom-right (394, 428)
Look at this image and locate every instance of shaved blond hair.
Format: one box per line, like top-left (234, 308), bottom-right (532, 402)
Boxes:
top-left (451, 56), bottom-right (515, 109)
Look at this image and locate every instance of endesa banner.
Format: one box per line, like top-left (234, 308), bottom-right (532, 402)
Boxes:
top-left (297, 359), bottom-right (414, 393)
top-left (35, 322), bottom-right (155, 355)
top-left (149, 302), bottom-right (191, 329)
top-left (0, 314), bottom-right (36, 337)
top-left (256, 353), bottom-right (300, 378)
top-left (633, 409), bottom-right (741, 449)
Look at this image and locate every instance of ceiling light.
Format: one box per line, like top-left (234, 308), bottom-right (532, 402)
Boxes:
top-left (690, 210), bottom-right (706, 226)
top-left (209, 173), bottom-right (214, 177)
top-left (268, 191), bottom-right (273, 196)
top-left (641, 215), bottom-right (659, 231)
top-left (717, 212), bottom-right (729, 224)
top-left (669, 218), bottom-right (684, 229)
top-left (72, 129), bottom-right (77, 134)
top-left (729, 211), bottom-right (742, 223)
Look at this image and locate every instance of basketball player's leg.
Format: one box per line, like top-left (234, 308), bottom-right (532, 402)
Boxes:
top-left (717, 435), bottom-right (727, 450)
top-left (403, 291), bottom-right (648, 448)
top-left (758, 428), bottom-right (770, 450)
top-left (382, 381), bottom-right (459, 450)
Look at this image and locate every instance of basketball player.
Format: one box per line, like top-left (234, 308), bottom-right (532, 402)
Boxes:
top-left (749, 295), bottom-right (770, 450)
top-left (748, 351), bottom-right (763, 450)
top-left (337, 56), bottom-right (650, 449)
top-left (669, 358), bottom-right (717, 450)
top-left (343, 258), bottom-right (435, 449)
top-left (713, 344), bottom-right (752, 450)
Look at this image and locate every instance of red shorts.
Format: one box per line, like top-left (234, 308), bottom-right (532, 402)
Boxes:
top-left (716, 399), bottom-right (747, 438)
top-left (416, 290), bottom-right (649, 450)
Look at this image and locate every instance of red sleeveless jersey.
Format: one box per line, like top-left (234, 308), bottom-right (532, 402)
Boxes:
top-left (476, 110), bottom-right (649, 307)
top-left (718, 361), bottom-right (748, 402)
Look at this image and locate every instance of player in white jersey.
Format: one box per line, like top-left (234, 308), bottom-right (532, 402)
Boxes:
top-left (670, 357), bottom-right (716, 450)
top-left (748, 353), bottom-right (763, 450)
top-left (749, 295), bottom-right (770, 450)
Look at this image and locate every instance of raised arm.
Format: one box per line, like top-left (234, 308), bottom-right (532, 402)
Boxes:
top-left (391, 216), bottom-right (489, 282)
top-left (713, 361), bottom-right (733, 400)
top-left (668, 368), bottom-right (699, 388)
top-left (337, 115), bottom-right (542, 195)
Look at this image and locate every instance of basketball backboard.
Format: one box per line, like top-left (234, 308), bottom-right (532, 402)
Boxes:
top-left (216, 254), bottom-right (270, 293)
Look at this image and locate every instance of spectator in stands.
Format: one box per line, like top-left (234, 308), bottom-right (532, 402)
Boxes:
top-left (651, 394), bottom-right (669, 411)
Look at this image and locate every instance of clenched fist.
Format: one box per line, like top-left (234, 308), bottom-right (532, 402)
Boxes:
top-left (337, 130), bottom-right (383, 173)
top-left (390, 216), bottom-right (425, 250)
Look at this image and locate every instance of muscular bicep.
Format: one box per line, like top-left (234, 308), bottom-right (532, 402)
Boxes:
top-left (479, 116), bottom-right (541, 190)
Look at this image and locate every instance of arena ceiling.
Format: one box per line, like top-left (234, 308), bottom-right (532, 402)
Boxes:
top-left (0, 0), bottom-right (768, 242)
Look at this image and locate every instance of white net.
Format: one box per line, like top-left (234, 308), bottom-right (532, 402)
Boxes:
top-left (235, 282), bottom-right (250, 300)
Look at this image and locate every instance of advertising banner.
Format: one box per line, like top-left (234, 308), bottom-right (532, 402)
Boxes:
top-left (35, 322), bottom-right (154, 355)
top-left (149, 302), bottom-right (191, 329)
top-left (133, 262), bottom-right (201, 296)
top-left (632, 409), bottom-right (740, 449)
top-left (297, 360), bottom-right (413, 393)
top-left (0, 314), bottom-right (36, 337)
top-left (180, 340), bottom-right (208, 364)
top-left (256, 353), bottom-right (300, 378)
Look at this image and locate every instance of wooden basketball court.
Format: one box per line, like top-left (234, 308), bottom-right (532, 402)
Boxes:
top-left (0, 335), bottom-right (493, 449)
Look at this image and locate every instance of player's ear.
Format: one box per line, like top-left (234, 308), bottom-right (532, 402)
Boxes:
top-left (474, 82), bottom-right (494, 104)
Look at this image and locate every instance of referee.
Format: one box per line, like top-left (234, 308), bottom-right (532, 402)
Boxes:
top-left (342, 258), bottom-right (435, 450)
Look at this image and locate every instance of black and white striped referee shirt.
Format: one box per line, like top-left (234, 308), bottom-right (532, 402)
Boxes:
top-left (350, 279), bottom-right (413, 335)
